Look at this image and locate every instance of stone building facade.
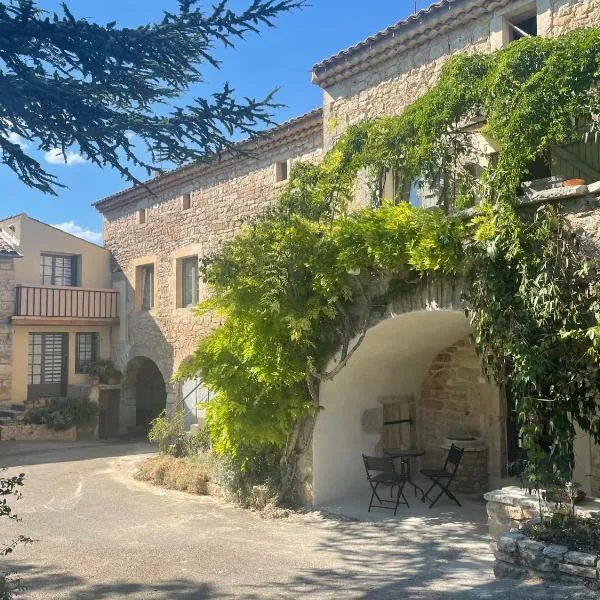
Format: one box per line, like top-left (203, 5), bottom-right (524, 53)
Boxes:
top-left (95, 0), bottom-right (600, 501)
top-left (312, 0), bottom-right (600, 151)
top-left (95, 110), bottom-right (323, 431)
top-left (0, 235), bottom-right (18, 403)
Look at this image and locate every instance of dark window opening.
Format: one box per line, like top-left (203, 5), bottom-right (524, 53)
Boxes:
top-left (182, 256), bottom-right (199, 308)
top-left (140, 264), bottom-right (154, 310)
top-left (76, 332), bottom-right (98, 373)
top-left (275, 161), bottom-right (288, 182)
top-left (509, 14), bottom-right (537, 42)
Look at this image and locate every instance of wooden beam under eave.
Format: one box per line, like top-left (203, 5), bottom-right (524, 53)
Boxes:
top-left (11, 316), bottom-right (119, 327)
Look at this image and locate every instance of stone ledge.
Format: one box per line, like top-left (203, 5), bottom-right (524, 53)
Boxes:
top-left (494, 526), bottom-right (600, 586)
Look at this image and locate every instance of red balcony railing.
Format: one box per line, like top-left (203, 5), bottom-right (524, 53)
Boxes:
top-left (15, 285), bottom-right (118, 320)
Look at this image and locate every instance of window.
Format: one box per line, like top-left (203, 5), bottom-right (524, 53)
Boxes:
top-left (76, 333), bottom-right (97, 373)
top-left (182, 194), bottom-right (191, 211)
top-left (137, 208), bottom-right (146, 225)
top-left (139, 264), bottom-right (154, 310)
top-left (382, 171), bottom-right (423, 207)
top-left (275, 161), bottom-right (288, 182)
top-left (40, 253), bottom-right (78, 286)
top-left (181, 256), bottom-right (199, 308)
top-left (508, 13), bottom-right (537, 42)
top-left (492, 4), bottom-right (538, 50)
top-left (27, 333), bottom-right (67, 397)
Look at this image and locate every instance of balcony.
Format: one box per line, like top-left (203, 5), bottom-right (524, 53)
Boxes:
top-left (13, 284), bottom-right (119, 326)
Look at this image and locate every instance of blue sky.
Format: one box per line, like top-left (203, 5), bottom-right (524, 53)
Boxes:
top-left (0, 0), bottom-right (432, 243)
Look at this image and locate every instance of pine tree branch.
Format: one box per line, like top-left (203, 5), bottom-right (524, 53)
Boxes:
top-left (0, 0), bottom-right (305, 193)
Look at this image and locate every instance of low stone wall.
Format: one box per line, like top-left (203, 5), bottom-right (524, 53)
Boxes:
top-left (484, 486), bottom-right (600, 541)
top-left (0, 423), bottom-right (77, 442)
top-left (495, 531), bottom-right (600, 587)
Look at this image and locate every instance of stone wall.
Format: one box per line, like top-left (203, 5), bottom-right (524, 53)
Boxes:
top-left (485, 486), bottom-right (600, 540)
top-left (101, 115), bottom-right (323, 392)
top-left (418, 337), bottom-right (504, 488)
top-left (488, 485), bottom-right (600, 586)
top-left (0, 257), bottom-right (14, 403)
top-left (322, 12), bottom-right (492, 150)
top-left (551, 0), bottom-right (600, 35)
top-left (0, 423), bottom-right (77, 442)
top-left (320, 0), bottom-right (600, 151)
top-left (495, 531), bottom-right (600, 585)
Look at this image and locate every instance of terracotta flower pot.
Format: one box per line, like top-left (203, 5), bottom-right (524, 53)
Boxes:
top-left (563, 178), bottom-right (585, 187)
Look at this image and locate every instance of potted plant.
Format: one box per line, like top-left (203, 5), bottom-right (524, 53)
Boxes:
top-left (82, 360), bottom-right (122, 385)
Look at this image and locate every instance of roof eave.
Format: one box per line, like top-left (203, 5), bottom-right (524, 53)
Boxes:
top-left (312, 0), bottom-right (507, 88)
top-left (94, 108), bottom-right (323, 215)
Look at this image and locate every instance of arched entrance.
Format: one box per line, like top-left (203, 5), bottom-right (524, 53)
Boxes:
top-left (312, 307), bottom-right (505, 508)
top-left (123, 356), bottom-right (167, 434)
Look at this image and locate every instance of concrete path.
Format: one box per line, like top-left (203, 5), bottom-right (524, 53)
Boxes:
top-left (0, 441), bottom-right (597, 599)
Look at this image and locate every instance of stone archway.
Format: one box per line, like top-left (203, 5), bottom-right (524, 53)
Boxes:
top-left (122, 356), bottom-right (167, 435)
top-left (311, 278), bottom-right (506, 508)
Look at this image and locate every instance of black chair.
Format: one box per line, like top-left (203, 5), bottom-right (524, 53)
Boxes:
top-left (420, 444), bottom-right (464, 508)
top-left (362, 454), bottom-right (409, 515)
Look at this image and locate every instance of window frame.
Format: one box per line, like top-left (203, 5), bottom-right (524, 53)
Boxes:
top-left (140, 264), bottom-right (154, 310)
top-left (181, 256), bottom-right (199, 308)
top-left (75, 332), bottom-right (98, 374)
top-left (40, 253), bottom-right (79, 286)
top-left (507, 12), bottom-right (537, 42)
top-left (275, 160), bottom-right (289, 183)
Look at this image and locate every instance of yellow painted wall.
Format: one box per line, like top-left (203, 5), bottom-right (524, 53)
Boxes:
top-left (0, 214), bottom-right (111, 288)
top-left (11, 324), bottom-right (112, 402)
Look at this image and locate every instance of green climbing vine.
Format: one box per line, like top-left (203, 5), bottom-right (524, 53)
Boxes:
top-left (179, 29), bottom-right (600, 501)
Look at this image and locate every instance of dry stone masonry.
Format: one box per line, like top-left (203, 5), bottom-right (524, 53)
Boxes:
top-left (0, 258), bottom-right (14, 403)
top-left (495, 531), bottom-right (600, 586)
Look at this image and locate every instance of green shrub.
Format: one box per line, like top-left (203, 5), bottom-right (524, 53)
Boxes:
top-left (81, 359), bottom-right (122, 384)
top-left (215, 445), bottom-right (281, 507)
top-left (187, 426), bottom-right (212, 455)
top-left (24, 397), bottom-right (98, 431)
top-left (526, 511), bottom-right (600, 553)
top-left (22, 408), bottom-right (44, 425)
top-left (147, 410), bottom-right (186, 455)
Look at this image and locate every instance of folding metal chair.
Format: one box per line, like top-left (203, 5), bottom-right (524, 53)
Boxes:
top-left (362, 454), bottom-right (409, 515)
top-left (420, 444), bottom-right (464, 508)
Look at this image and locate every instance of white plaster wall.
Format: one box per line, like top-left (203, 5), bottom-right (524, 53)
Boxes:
top-left (313, 310), bottom-right (471, 506)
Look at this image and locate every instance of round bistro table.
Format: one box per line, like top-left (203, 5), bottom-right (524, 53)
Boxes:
top-left (383, 448), bottom-right (426, 498)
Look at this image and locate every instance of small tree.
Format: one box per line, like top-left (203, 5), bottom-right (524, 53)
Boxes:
top-left (0, 0), bottom-right (303, 193)
top-left (1, 470), bottom-right (32, 599)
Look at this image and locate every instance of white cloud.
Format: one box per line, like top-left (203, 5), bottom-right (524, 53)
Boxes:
top-left (5, 131), bottom-right (29, 149)
top-left (52, 221), bottom-right (102, 245)
top-left (44, 148), bottom-right (86, 166)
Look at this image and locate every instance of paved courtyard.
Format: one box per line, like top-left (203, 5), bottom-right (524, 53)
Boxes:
top-left (0, 442), bottom-right (597, 599)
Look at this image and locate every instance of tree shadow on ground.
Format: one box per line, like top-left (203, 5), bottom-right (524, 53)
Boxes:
top-left (0, 441), bottom-right (154, 468)
top-left (240, 510), bottom-right (599, 599)
top-left (4, 563), bottom-right (224, 599)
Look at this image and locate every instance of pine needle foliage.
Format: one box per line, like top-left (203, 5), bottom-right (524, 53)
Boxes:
top-left (0, 0), bottom-right (304, 193)
top-left (179, 28), bottom-right (600, 499)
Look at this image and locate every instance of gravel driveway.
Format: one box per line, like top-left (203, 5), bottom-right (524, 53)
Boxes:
top-left (0, 441), bottom-right (597, 599)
